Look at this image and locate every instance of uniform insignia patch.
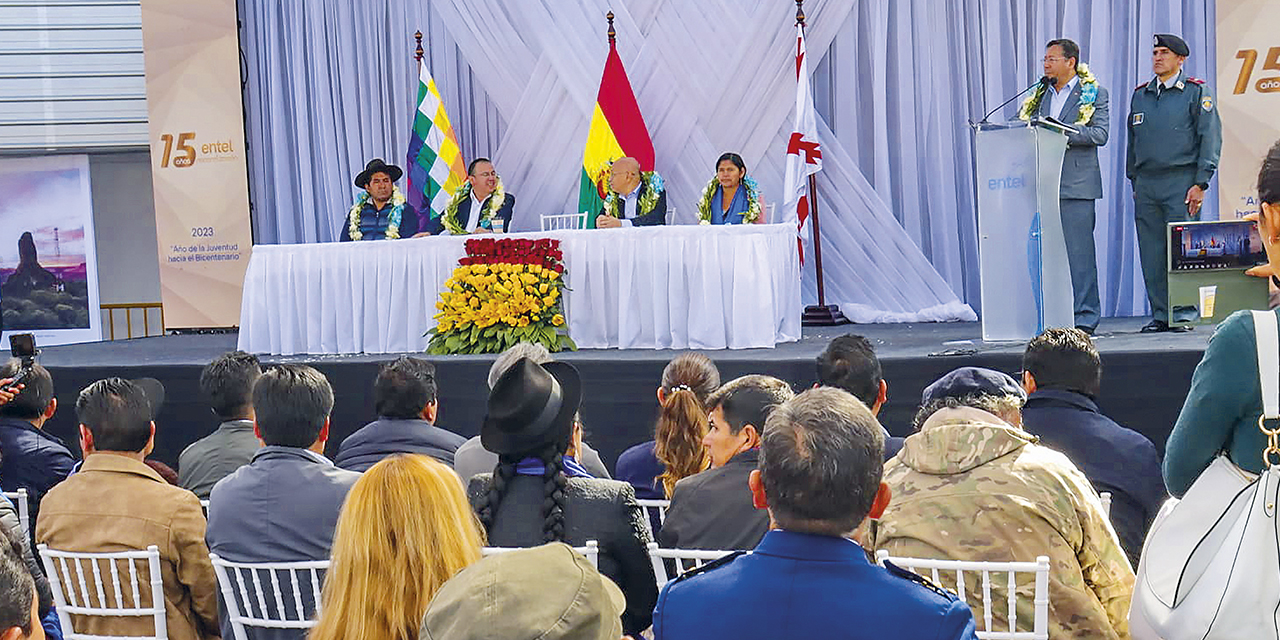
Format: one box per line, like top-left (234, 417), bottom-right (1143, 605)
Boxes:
top-left (1201, 96), bottom-right (1213, 112)
top-left (1176, 81), bottom-right (1185, 90)
top-left (1132, 113), bottom-right (1144, 125)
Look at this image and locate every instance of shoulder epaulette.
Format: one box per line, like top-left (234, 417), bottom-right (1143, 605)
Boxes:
top-left (671, 551), bottom-right (746, 585)
top-left (884, 560), bottom-right (960, 602)
top-left (1135, 82), bottom-right (1148, 92)
top-left (1187, 77), bottom-right (1206, 85)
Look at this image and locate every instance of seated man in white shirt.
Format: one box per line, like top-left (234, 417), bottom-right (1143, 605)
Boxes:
top-left (596, 157), bottom-right (667, 228)
top-left (428, 158), bottom-right (516, 234)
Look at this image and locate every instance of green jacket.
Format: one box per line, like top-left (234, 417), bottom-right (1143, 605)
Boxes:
top-left (1125, 69), bottom-right (1222, 187)
top-left (870, 407), bottom-right (1134, 640)
top-left (1165, 309), bottom-right (1280, 496)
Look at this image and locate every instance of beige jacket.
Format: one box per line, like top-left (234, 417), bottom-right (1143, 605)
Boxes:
top-left (869, 406), bottom-right (1134, 640)
top-left (36, 453), bottom-right (219, 640)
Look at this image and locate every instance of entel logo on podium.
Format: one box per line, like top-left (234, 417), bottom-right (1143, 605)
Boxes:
top-left (988, 175), bottom-right (1027, 190)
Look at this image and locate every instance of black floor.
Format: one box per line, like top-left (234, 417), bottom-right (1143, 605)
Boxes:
top-left (34, 317), bottom-right (1208, 474)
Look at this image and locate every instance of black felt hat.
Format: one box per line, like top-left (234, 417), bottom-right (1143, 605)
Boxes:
top-left (1153, 34), bottom-right (1190, 57)
top-left (481, 358), bottom-right (582, 456)
top-left (354, 158), bottom-right (403, 189)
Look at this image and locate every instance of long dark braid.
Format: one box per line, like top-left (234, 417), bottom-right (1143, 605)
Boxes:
top-left (539, 444), bottom-right (568, 543)
top-left (478, 456), bottom-right (518, 533)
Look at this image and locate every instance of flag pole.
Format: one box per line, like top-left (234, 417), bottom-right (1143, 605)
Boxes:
top-left (414, 30), bottom-right (424, 64)
top-left (607, 11), bottom-right (616, 45)
top-left (797, 0), bottom-right (848, 326)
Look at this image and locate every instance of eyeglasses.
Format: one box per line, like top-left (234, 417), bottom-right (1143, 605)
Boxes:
top-left (473, 171), bottom-right (496, 178)
top-left (1042, 56), bottom-right (1065, 63)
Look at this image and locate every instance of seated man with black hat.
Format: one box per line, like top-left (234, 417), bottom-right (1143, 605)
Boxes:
top-left (340, 158), bottom-right (422, 241)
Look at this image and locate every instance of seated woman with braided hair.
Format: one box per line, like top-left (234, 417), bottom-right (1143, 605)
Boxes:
top-left (469, 358), bottom-right (657, 639)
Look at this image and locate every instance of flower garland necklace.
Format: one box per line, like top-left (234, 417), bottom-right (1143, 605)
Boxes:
top-left (347, 187), bottom-right (406, 240)
top-left (697, 176), bottom-right (761, 224)
top-left (604, 171), bottom-right (664, 219)
top-left (1018, 63), bottom-right (1100, 125)
top-left (441, 176), bottom-right (506, 235)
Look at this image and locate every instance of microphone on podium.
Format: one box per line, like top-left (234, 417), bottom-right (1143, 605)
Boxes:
top-left (977, 76), bottom-right (1053, 125)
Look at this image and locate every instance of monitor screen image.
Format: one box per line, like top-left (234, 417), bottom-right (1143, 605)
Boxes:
top-left (1170, 220), bottom-right (1266, 271)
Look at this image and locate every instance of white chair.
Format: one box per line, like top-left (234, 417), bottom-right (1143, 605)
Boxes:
top-left (2, 489), bottom-right (29, 535)
top-left (635, 499), bottom-right (670, 539)
top-left (198, 499), bottom-right (209, 515)
top-left (646, 543), bottom-right (743, 587)
top-left (1099, 491), bottom-right (1112, 518)
top-left (875, 550), bottom-right (1050, 640)
top-left (482, 540), bottom-right (599, 568)
top-left (209, 554), bottom-right (329, 640)
top-left (38, 544), bottom-right (167, 640)
top-left (541, 212), bottom-right (588, 231)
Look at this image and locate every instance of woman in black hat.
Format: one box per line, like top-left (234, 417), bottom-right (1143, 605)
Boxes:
top-left (471, 358), bottom-right (657, 638)
top-left (340, 159), bottom-right (422, 241)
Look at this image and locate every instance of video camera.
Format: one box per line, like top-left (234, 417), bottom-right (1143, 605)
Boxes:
top-left (4, 333), bottom-right (38, 392)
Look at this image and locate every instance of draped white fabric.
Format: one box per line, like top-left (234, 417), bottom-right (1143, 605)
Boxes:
top-left (239, 0), bottom-right (1215, 320)
top-left (237, 224), bottom-right (802, 355)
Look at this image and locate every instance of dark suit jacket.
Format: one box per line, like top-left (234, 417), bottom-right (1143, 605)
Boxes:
top-left (653, 530), bottom-right (979, 640)
top-left (0, 417), bottom-right (76, 541)
top-left (206, 446), bottom-right (361, 640)
top-left (468, 474), bottom-right (657, 636)
top-left (333, 418), bottom-right (467, 471)
top-left (657, 449), bottom-right (767, 551)
top-left (425, 193), bottom-right (515, 234)
top-left (1038, 79), bottom-right (1110, 200)
top-left (1021, 389), bottom-right (1165, 568)
top-left (601, 181), bottom-right (668, 227)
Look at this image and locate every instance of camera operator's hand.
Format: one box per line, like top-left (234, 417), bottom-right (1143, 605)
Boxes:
top-left (0, 378), bottom-right (24, 405)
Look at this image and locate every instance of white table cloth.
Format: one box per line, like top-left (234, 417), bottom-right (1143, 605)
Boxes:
top-left (237, 223), bottom-right (801, 355)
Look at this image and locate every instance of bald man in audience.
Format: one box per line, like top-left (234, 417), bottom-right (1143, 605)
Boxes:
top-left (595, 157), bottom-right (668, 228)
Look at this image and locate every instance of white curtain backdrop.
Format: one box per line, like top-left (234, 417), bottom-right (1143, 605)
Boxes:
top-left (238, 0), bottom-right (1216, 320)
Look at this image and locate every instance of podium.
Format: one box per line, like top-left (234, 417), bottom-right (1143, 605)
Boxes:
top-left (973, 119), bottom-right (1074, 341)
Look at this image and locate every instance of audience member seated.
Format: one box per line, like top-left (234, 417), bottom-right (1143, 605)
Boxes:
top-left (422, 543), bottom-right (626, 640)
top-left (1020, 328), bottom-right (1165, 567)
top-left (658, 375), bottom-right (791, 551)
top-left (469, 358), bottom-right (656, 638)
top-left (615, 353), bottom-right (720, 500)
top-left (179, 352), bottom-right (262, 500)
top-left (0, 361), bottom-right (74, 541)
top-left (816, 334), bottom-right (904, 459)
top-left (0, 540), bottom-right (44, 640)
top-left (37, 378), bottom-right (219, 640)
top-left (311, 455), bottom-right (483, 640)
top-left (335, 357), bottom-right (466, 471)
top-left (206, 365), bottom-right (360, 640)
top-left (653, 388), bottom-right (978, 640)
top-left (1164, 138), bottom-right (1280, 496)
top-left (454, 343), bottom-right (610, 481)
top-left (0, 493), bottom-right (53, 639)
top-left (869, 367), bottom-right (1134, 640)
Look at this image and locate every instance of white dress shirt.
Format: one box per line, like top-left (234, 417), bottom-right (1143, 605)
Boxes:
top-left (618, 184), bottom-right (640, 228)
top-left (466, 190), bottom-right (486, 233)
top-left (1048, 75), bottom-right (1079, 120)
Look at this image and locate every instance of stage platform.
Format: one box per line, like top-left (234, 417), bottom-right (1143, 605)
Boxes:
top-left (34, 317), bottom-right (1209, 473)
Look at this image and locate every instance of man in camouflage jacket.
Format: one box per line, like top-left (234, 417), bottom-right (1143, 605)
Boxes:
top-left (868, 367), bottom-right (1134, 640)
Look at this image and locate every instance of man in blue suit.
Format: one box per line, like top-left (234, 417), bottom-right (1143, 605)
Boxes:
top-left (1036, 38), bottom-right (1109, 334)
top-left (652, 387), bottom-right (978, 640)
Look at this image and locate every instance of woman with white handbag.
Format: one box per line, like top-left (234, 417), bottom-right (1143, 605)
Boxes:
top-left (1130, 139), bottom-right (1280, 640)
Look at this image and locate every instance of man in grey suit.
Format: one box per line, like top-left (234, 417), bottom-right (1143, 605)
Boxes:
top-left (1037, 38), bottom-right (1109, 334)
top-left (205, 365), bottom-right (360, 640)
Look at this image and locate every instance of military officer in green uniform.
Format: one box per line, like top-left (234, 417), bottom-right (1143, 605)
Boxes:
top-left (1126, 34), bottom-right (1222, 332)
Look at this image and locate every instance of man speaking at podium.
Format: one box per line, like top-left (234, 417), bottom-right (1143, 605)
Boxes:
top-left (1029, 39), bottom-right (1109, 335)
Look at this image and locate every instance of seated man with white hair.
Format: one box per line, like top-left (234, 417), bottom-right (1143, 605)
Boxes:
top-left (869, 366), bottom-right (1133, 640)
top-left (452, 342), bottom-right (611, 481)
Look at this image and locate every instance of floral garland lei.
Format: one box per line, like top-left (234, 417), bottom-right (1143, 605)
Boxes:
top-left (1018, 63), bottom-right (1100, 126)
top-left (697, 176), bottom-right (761, 224)
top-left (347, 187), bottom-right (406, 241)
top-left (604, 171), bottom-right (664, 219)
top-left (440, 176), bottom-right (506, 235)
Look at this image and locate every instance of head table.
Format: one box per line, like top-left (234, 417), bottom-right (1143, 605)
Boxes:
top-left (237, 223), bottom-right (802, 355)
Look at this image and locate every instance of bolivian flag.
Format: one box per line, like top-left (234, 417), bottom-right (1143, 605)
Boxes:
top-left (578, 36), bottom-right (654, 228)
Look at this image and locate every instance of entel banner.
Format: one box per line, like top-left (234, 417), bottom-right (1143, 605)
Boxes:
top-left (139, 0), bottom-right (253, 329)
top-left (1217, 0), bottom-right (1280, 219)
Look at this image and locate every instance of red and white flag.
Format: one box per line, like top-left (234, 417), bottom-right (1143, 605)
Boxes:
top-left (782, 23), bottom-right (822, 261)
